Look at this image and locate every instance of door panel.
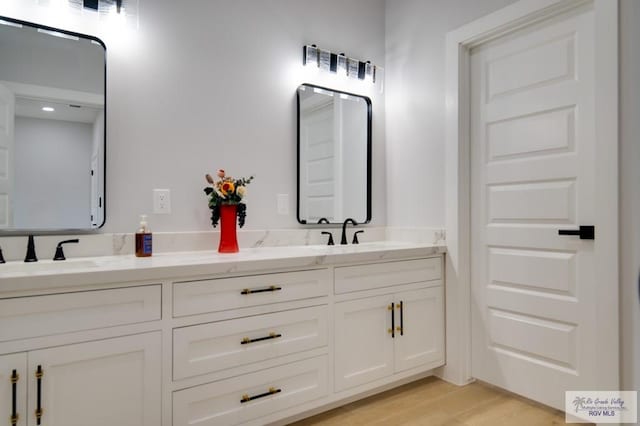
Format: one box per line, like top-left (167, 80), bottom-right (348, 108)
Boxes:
top-left (0, 83), bottom-right (14, 228)
top-left (334, 295), bottom-right (394, 392)
top-left (0, 353), bottom-right (27, 426)
top-left (300, 102), bottom-right (336, 221)
top-left (470, 4), bottom-right (616, 410)
top-left (394, 287), bottom-right (445, 373)
top-left (27, 333), bottom-right (161, 426)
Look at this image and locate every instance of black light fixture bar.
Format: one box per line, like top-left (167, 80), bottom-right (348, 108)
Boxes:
top-left (83, 0), bottom-right (99, 10)
top-left (303, 44), bottom-right (377, 83)
top-left (82, 0), bottom-right (123, 13)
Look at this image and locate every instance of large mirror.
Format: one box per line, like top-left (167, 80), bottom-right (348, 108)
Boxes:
top-left (0, 17), bottom-right (105, 233)
top-left (297, 84), bottom-right (371, 224)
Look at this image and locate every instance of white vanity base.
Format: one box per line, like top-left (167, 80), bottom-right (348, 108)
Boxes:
top-left (0, 242), bottom-right (445, 426)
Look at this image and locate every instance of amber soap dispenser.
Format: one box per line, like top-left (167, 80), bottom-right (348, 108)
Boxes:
top-left (135, 214), bottom-right (152, 257)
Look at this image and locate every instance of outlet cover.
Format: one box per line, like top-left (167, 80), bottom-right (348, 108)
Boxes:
top-left (153, 189), bottom-right (171, 214)
top-left (277, 194), bottom-right (289, 215)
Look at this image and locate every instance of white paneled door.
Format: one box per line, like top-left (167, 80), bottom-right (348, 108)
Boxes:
top-left (470, 4), bottom-right (617, 410)
top-left (299, 101), bottom-right (337, 222)
top-left (0, 83), bottom-right (14, 228)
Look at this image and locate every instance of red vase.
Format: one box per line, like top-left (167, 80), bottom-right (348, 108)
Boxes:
top-left (218, 204), bottom-right (239, 253)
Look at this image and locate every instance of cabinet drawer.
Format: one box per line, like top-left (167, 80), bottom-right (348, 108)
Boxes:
top-left (173, 306), bottom-right (328, 380)
top-left (173, 269), bottom-right (330, 317)
top-left (0, 285), bottom-right (161, 342)
top-left (335, 258), bottom-right (441, 294)
top-left (173, 355), bottom-right (328, 426)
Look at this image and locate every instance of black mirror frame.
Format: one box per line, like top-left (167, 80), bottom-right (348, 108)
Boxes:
top-left (296, 83), bottom-right (372, 225)
top-left (0, 15), bottom-right (107, 234)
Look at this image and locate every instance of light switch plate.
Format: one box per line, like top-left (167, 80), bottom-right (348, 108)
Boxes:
top-left (277, 194), bottom-right (289, 215)
top-left (153, 189), bottom-right (171, 214)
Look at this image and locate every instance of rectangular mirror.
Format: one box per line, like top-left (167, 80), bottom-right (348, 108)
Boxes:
top-left (297, 84), bottom-right (371, 224)
top-left (0, 16), bottom-right (106, 233)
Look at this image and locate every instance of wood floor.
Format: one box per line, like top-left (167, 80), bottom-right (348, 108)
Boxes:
top-left (289, 377), bottom-right (582, 425)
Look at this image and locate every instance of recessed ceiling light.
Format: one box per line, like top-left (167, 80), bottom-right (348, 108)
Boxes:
top-left (42, 107), bottom-right (55, 112)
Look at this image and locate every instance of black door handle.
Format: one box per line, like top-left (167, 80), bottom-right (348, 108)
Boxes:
top-left (558, 225), bottom-right (595, 240)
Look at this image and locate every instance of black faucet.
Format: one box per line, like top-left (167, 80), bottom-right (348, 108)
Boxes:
top-left (352, 230), bottom-right (365, 244)
top-left (321, 231), bottom-right (335, 245)
top-left (0, 246), bottom-right (5, 263)
top-left (24, 235), bottom-right (38, 262)
top-left (340, 218), bottom-right (358, 245)
top-left (54, 239), bottom-right (80, 261)
top-left (317, 218), bottom-right (330, 224)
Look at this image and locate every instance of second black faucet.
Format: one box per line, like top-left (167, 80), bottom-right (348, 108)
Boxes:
top-left (340, 218), bottom-right (358, 245)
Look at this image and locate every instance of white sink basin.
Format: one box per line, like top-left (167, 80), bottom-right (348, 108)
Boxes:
top-left (0, 260), bottom-right (99, 274)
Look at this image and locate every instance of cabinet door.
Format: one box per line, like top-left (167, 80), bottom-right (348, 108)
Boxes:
top-left (27, 332), bottom-right (161, 426)
top-left (0, 353), bottom-right (27, 426)
top-left (334, 295), bottom-right (394, 392)
top-left (394, 286), bottom-right (445, 373)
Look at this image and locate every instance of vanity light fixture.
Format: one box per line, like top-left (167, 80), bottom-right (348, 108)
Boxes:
top-left (303, 44), bottom-right (377, 83)
top-left (82, 0), bottom-right (123, 13)
top-left (336, 53), bottom-right (347, 77)
top-left (42, 107), bottom-right (55, 112)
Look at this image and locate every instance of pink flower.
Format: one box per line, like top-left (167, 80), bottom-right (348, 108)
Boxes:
top-left (217, 169), bottom-right (225, 178)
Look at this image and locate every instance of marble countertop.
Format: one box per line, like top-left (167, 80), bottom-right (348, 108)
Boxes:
top-left (0, 241), bottom-right (446, 295)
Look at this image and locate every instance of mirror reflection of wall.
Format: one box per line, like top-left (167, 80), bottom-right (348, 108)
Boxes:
top-left (0, 18), bottom-right (105, 231)
top-left (297, 84), bottom-right (371, 224)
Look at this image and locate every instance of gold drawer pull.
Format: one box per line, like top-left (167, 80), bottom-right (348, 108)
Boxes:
top-left (241, 285), bottom-right (282, 295)
top-left (240, 387), bottom-right (282, 403)
top-left (10, 369), bottom-right (19, 426)
top-left (241, 332), bottom-right (282, 345)
top-left (35, 365), bottom-right (43, 425)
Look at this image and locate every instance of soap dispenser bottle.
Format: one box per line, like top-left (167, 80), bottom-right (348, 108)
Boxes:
top-left (135, 214), bottom-right (152, 257)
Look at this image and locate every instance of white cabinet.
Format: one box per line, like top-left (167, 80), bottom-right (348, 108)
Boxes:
top-left (26, 332), bottom-right (161, 426)
top-left (0, 353), bottom-right (27, 426)
top-left (173, 356), bottom-right (328, 426)
top-left (1, 249), bottom-right (445, 426)
top-left (0, 285), bottom-right (161, 342)
top-left (334, 295), bottom-right (395, 391)
top-left (0, 333), bottom-right (161, 426)
top-left (173, 269), bottom-right (330, 318)
top-left (173, 306), bottom-right (328, 380)
top-left (394, 287), bottom-right (445, 373)
top-left (334, 268), bottom-right (445, 392)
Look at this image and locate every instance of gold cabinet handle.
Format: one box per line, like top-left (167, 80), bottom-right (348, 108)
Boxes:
top-left (241, 285), bottom-right (282, 295)
top-left (390, 302), bottom-right (395, 338)
top-left (241, 332), bottom-right (282, 345)
top-left (398, 300), bottom-right (404, 336)
top-left (240, 387), bottom-right (282, 403)
top-left (10, 369), bottom-right (19, 426)
top-left (35, 365), bottom-right (43, 425)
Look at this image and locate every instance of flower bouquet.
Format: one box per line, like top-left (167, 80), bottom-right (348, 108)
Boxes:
top-left (204, 169), bottom-right (254, 252)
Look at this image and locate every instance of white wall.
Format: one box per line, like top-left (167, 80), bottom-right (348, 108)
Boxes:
top-left (14, 117), bottom-right (92, 228)
top-left (619, 0), bottom-right (640, 395)
top-left (384, 0), bottom-right (517, 227)
top-left (0, 0), bottom-right (386, 233)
